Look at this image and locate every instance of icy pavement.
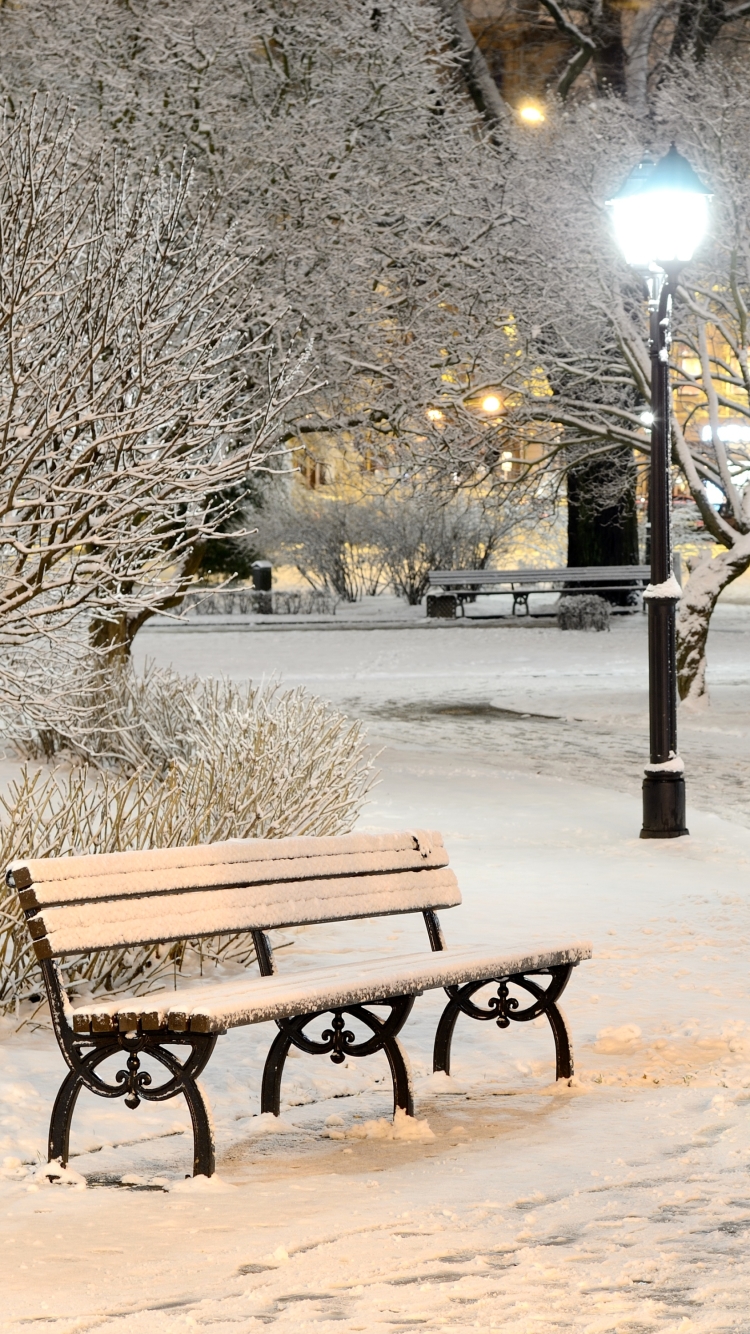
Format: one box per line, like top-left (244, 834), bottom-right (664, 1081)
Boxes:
top-left (1, 608), bottom-right (750, 1330)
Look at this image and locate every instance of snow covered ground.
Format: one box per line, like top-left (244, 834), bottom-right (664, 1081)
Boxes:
top-left (138, 597), bottom-right (750, 827)
top-left (2, 603), bottom-right (750, 1331)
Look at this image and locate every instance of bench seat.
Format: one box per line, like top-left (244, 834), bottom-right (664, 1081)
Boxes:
top-left (71, 941), bottom-right (591, 1035)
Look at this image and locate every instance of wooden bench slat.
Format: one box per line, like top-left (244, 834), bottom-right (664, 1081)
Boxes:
top-left (14, 842), bottom-right (449, 911)
top-left (29, 867), bottom-right (462, 959)
top-left (10, 830), bottom-right (445, 909)
top-left (71, 941), bottom-right (593, 1034)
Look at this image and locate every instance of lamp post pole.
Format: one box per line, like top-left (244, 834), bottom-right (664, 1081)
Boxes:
top-left (609, 143), bottom-right (710, 838)
top-left (640, 268), bottom-right (688, 838)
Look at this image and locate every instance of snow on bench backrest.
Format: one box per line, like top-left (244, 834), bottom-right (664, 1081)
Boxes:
top-left (9, 830), bottom-right (461, 960)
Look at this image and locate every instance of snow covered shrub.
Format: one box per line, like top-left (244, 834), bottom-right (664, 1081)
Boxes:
top-left (255, 478), bottom-right (536, 607)
top-left (557, 595), bottom-right (611, 632)
top-left (254, 490), bottom-right (386, 603)
top-left (369, 486), bottom-right (513, 606)
top-left (0, 664), bottom-right (374, 1010)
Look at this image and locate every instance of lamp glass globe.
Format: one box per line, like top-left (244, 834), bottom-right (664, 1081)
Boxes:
top-left (609, 145), bottom-right (711, 270)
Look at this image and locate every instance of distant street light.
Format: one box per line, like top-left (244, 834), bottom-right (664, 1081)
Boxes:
top-left (609, 145), bottom-right (711, 839)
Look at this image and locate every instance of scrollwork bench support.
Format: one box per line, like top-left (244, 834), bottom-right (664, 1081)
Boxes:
top-left (433, 965), bottom-right (575, 1081)
top-left (261, 996), bottom-right (415, 1117)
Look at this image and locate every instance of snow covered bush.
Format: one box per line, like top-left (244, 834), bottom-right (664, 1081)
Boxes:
top-left (557, 595), bottom-right (611, 633)
top-left (0, 664), bottom-right (374, 1011)
top-left (256, 492), bottom-right (387, 603)
top-left (370, 485), bottom-right (523, 606)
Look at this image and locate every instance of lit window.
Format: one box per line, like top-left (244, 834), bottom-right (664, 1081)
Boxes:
top-left (426, 408), bottom-right (444, 422)
top-left (701, 421), bottom-right (750, 444)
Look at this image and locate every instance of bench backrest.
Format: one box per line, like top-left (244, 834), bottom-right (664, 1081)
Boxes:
top-left (428, 565), bottom-right (650, 586)
top-left (8, 830), bottom-right (459, 961)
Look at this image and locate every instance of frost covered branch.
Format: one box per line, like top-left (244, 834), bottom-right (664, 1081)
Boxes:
top-left (0, 99), bottom-right (308, 659)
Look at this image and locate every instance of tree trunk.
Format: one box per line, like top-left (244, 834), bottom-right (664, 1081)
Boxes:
top-left (436, 0), bottom-right (507, 129)
top-left (88, 540), bottom-right (207, 663)
top-left (567, 450), bottom-right (639, 603)
top-left (676, 535), bottom-right (750, 705)
top-left (589, 0), bottom-right (627, 96)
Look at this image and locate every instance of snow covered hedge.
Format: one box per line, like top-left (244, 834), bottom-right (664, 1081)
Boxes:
top-left (0, 665), bottom-right (374, 1012)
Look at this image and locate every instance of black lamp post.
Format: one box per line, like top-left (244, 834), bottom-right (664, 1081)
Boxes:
top-left (609, 145), bottom-right (712, 839)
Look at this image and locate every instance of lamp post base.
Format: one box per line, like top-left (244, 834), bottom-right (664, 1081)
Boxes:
top-left (640, 772), bottom-right (689, 839)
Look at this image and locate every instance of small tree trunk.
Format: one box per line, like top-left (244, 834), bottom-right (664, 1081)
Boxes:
top-left (88, 540), bottom-right (208, 662)
top-left (89, 612), bottom-right (134, 667)
top-left (676, 535), bottom-right (750, 705)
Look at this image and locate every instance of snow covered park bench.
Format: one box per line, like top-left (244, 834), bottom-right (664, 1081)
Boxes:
top-left (426, 564), bottom-right (651, 617)
top-left (8, 831), bottom-right (591, 1177)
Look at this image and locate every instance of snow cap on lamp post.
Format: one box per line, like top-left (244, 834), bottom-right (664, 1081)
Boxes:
top-left (608, 144), bottom-right (711, 271)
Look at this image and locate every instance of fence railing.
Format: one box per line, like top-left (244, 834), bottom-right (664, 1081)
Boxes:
top-left (182, 588), bottom-right (339, 616)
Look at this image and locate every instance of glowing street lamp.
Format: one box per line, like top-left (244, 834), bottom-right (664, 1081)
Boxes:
top-left (609, 146), bottom-right (710, 270)
top-left (608, 145), bottom-right (711, 839)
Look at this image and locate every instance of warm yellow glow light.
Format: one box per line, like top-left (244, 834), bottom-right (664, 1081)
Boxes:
top-left (426, 408), bottom-right (444, 421)
top-left (519, 105), bottom-right (545, 125)
top-left (482, 395), bottom-right (501, 414)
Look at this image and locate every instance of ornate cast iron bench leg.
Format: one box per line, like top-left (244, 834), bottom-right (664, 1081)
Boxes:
top-left (261, 995), bottom-right (416, 1118)
top-left (433, 966), bottom-right (574, 1081)
top-left (48, 1032), bottom-right (219, 1177)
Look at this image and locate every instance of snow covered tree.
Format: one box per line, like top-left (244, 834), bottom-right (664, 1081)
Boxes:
top-left (500, 57), bottom-right (750, 702)
top-left (0, 100), bottom-right (299, 660)
top-left (462, 0), bottom-right (750, 111)
top-left (453, 0), bottom-right (750, 578)
top-left (0, 1), bottom-right (522, 498)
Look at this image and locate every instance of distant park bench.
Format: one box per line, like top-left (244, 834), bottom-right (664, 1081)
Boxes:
top-left (9, 831), bottom-right (591, 1177)
top-left (426, 564), bottom-right (653, 617)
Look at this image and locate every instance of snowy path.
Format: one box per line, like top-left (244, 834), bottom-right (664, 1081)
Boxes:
top-left (134, 602), bottom-right (750, 828)
top-left (1, 609), bottom-right (750, 1330)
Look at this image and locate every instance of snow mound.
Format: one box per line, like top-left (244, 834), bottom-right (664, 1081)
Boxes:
top-left (171, 1173), bottom-right (236, 1193)
top-left (323, 1108), bottom-right (434, 1142)
top-left (541, 1075), bottom-right (586, 1095)
top-left (35, 1160), bottom-right (86, 1189)
top-left (594, 1024), bottom-right (643, 1055)
top-left (263, 1245), bottom-right (290, 1265)
top-left (243, 1112), bottom-right (298, 1136)
top-left (420, 1070), bottom-right (467, 1094)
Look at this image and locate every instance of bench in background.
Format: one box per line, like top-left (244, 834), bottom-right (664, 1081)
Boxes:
top-left (426, 565), bottom-right (653, 617)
